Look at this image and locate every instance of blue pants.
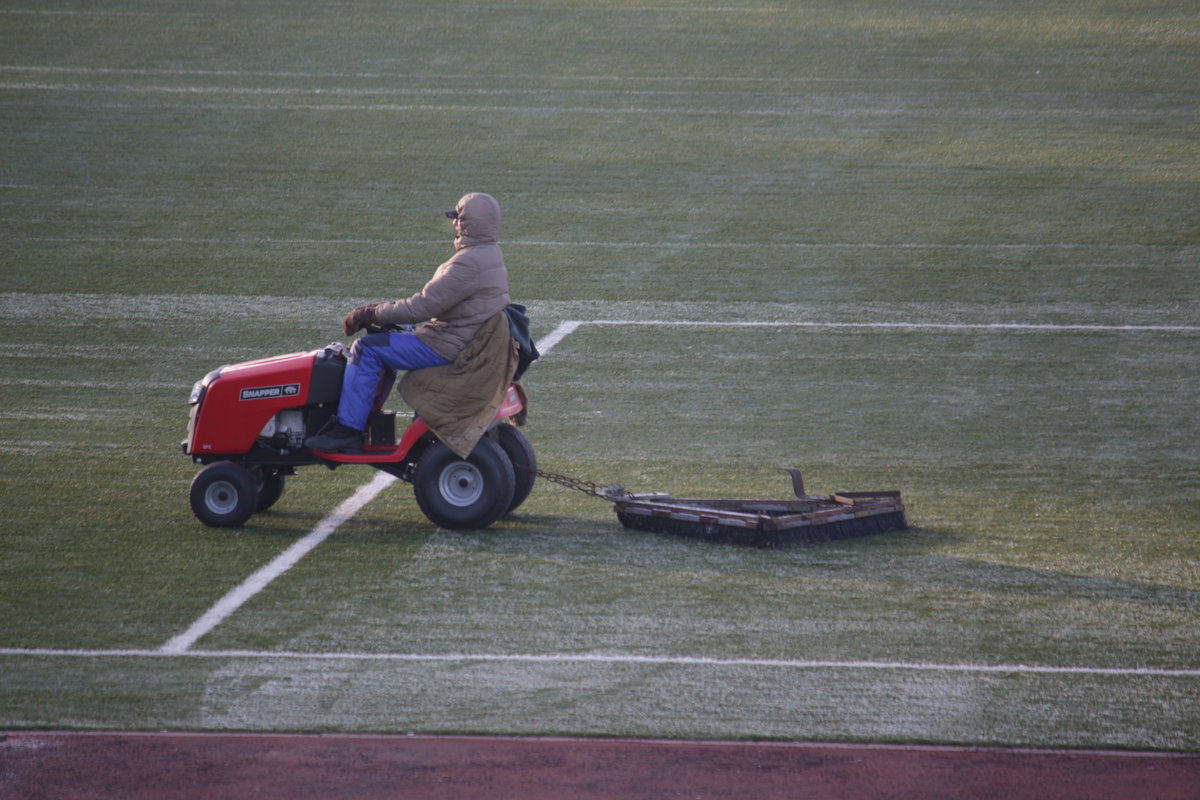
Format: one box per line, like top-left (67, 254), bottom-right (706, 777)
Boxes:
top-left (337, 332), bottom-right (451, 431)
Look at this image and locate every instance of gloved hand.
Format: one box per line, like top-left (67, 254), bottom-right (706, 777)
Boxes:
top-left (342, 304), bottom-right (378, 336)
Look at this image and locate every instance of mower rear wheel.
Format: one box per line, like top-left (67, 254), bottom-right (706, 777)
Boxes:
top-left (190, 461), bottom-right (258, 528)
top-left (495, 424), bottom-right (536, 513)
top-left (412, 438), bottom-right (515, 530)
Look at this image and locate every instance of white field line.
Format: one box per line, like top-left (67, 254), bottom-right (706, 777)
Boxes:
top-left (0, 72), bottom-right (1190, 114)
top-left (0, 65), bottom-right (964, 85)
top-left (0, 80), bottom-right (1181, 105)
top-left (0, 82), bottom-right (935, 100)
top-left (2, 647), bottom-right (1198, 678)
top-left (581, 320), bottom-right (1200, 333)
top-left (535, 320), bottom-right (583, 353)
top-left (0, 378), bottom-right (185, 389)
top-left (159, 471), bottom-right (397, 654)
top-left (0, 8), bottom-right (877, 18)
top-left (158, 323), bottom-right (581, 653)
top-left (4, 235), bottom-right (1189, 252)
top-left (2, 83), bottom-right (1184, 120)
top-left (0, 440), bottom-right (148, 454)
top-left (3, 99), bottom-right (1178, 121)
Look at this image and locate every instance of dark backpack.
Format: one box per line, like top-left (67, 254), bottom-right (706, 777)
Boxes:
top-left (503, 303), bottom-right (539, 380)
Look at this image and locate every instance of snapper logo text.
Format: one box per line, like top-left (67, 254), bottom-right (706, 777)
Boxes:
top-left (240, 383), bottom-right (301, 401)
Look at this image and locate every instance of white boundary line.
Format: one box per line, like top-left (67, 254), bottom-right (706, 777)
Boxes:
top-left (159, 471), bottom-right (397, 653)
top-left (0, 65), bottom-right (1001, 85)
top-left (583, 320), bottom-right (1200, 333)
top-left (5, 235), bottom-right (1191, 252)
top-left (2, 647), bottom-right (1197, 678)
top-left (535, 320), bottom-right (583, 352)
top-left (0, 80), bottom-right (1183, 109)
top-left (2, 85), bottom-right (1179, 119)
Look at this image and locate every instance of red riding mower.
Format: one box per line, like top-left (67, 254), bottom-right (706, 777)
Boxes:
top-left (181, 332), bottom-right (535, 531)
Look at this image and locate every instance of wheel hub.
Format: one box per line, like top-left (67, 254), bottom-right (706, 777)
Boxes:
top-left (204, 480), bottom-right (240, 515)
top-left (438, 462), bottom-right (483, 507)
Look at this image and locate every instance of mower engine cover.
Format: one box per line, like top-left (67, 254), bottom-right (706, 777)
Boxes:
top-left (183, 344), bottom-right (345, 457)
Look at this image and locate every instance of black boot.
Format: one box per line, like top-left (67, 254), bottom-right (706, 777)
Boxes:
top-left (305, 420), bottom-right (364, 453)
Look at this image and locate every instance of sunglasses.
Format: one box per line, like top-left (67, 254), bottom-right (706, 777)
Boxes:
top-left (444, 209), bottom-right (460, 220)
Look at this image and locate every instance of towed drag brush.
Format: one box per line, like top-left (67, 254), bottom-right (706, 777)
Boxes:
top-left (556, 467), bottom-right (908, 548)
top-left (614, 468), bottom-right (906, 547)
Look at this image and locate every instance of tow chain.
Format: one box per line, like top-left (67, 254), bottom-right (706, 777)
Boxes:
top-left (515, 464), bottom-right (628, 501)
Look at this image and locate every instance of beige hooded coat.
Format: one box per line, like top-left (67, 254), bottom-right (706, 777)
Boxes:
top-left (372, 192), bottom-right (510, 362)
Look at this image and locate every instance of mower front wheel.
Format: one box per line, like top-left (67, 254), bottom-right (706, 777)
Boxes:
top-left (412, 438), bottom-right (515, 530)
top-left (190, 461), bottom-right (258, 528)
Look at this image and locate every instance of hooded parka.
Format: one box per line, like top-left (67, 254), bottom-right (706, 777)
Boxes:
top-left (372, 192), bottom-right (510, 361)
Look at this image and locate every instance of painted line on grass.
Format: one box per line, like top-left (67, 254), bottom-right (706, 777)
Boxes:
top-left (3, 86), bottom-right (1181, 119)
top-left (1, 80), bottom-right (1182, 106)
top-left (0, 65), bottom-right (990, 85)
top-left (3, 82), bottom-right (891, 99)
top-left (580, 320), bottom-right (1200, 333)
top-left (0, 79), bottom-right (1189, 117)
top-left (539, 320), bottom-right (1200, 335)
top-left (7, 235), bottom-right (1191, 251)
top-left (0, 7), bottom-right (892, 18)
top-left (0, 378), bottom-right (185, 389)
top-left (3, 647), bottom-right (1199, 678)
top-left (536, 320), bottom-right (584, 353)
top-left (159, 471), bottom-right (397, 654)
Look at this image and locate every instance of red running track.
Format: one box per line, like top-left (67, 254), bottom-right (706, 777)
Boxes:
top-left (2, 732), bottom-right (1198, 800)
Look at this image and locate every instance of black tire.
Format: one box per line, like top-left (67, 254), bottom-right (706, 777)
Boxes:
top-left (495, 424), bottom-right (536, 513)
top-left (254, 470), bottom-right (286, 512)
top-left (412, 438), bottom-right (515, 530)
top-left (190, 461), bottom-right (258, 528)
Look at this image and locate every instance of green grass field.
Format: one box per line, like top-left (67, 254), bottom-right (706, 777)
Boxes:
top-left (1, 0), bottom-right (1197, 749)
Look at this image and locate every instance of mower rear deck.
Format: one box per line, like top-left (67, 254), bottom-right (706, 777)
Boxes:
top-left (613, 469), bottom-right (907, 548)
